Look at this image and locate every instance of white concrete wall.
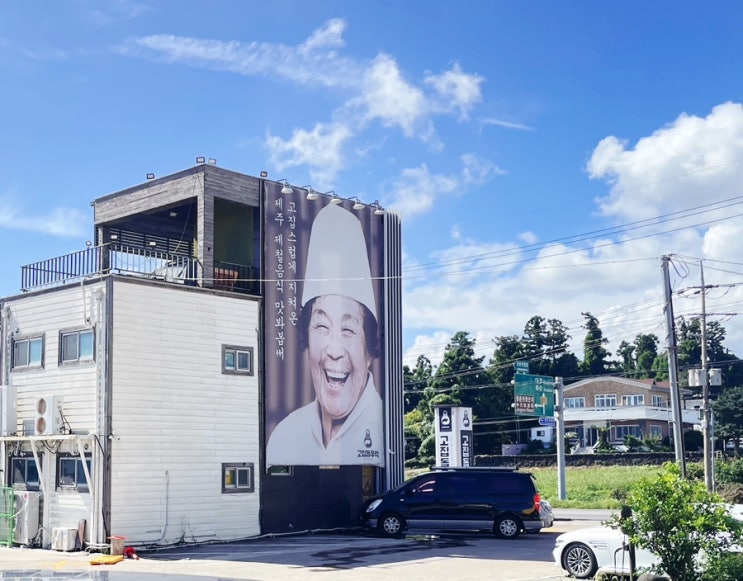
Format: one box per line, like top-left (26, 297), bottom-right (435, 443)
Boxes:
top-left (3, 282), bottom-right (105, 546)
top-left (108, 279), bottom-right (261, 544)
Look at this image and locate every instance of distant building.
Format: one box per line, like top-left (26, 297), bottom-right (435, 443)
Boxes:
top-left (561, 376), bottom-right (699, 451)
top-left (0, 164), bottom-right (404, 549)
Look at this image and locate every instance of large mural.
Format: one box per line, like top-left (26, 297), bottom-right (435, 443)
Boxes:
top-left (264, 182), bottom-right (386, 467)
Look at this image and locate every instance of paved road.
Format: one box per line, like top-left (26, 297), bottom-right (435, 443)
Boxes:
top-left (0, 509), bottom-right (615, 580)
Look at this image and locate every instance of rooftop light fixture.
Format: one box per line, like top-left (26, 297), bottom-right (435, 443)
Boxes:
top-left (372, 201), bottom-right (385, 216)
top-left (196, 156), bottom-right (206, 164)
top-left (305, 187), bottom-right (319, 201)
top-left (329, 195), bottom-right (342, 205)
top-left (208, 158), bottom-right (217, 165)
top-left (146, 173), bottom-right (155, 180)
top-left (279, 179), bottom-right (293, 194)
top-left (260, 171), bottom-right (268, 178)
top-left (350, 197), bottom-right (365, 210)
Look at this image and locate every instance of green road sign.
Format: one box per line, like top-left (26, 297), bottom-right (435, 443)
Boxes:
top-left (514, 373), bottom-right (554, 417)
top-left (513, 360), bottom-right (529, 374)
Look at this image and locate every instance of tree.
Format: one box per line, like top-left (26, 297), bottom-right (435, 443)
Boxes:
top-left (609, 462), bottom-right (742, 581)
top-left (403, 354), bottom-right (433, 413)
top-left (616, 340), bottom-right (636, 375)
top-left (579, 312), bottom-right (611, 376)
top-left (634, 334), bottom-right (659, 378)
top-left (713, 386), bottom-right (743, 455)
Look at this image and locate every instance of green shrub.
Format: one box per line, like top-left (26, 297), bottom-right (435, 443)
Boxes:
top-left (716, 458), bottom-right (743, 484)
top-left (702, 552), bottom-right (743, 581)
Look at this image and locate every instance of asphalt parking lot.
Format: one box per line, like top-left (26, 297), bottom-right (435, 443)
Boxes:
top-left (0, 509), bottom-right (612, 580)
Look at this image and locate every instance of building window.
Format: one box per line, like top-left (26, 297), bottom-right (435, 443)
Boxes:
top-left (622, 395), bottom-right (645, 406)
top-left (268, 465), bottom-right (293, 476)
top-left (649, 425), bottom-right (663, 438)
top-left (614, 425), bottom-right (641, 440)
top-left (565, 397), bottom-right (585, 408)
top-left (222, 345), bottom-right (253, 375)
top-left (12, 336), bottom-right (43, 369)
top-left (652, 395), bottom-right (666, 407)
top-left (60, 329), bottom-right (94, 364)
top-left (57, 454), bottom-right (92, 492)
top-left (10, 456), bottom-right (41, 491)
top-left (222, 462), bottom-right (254, 493)
top-left (594, 394), bottom-right (617, 409)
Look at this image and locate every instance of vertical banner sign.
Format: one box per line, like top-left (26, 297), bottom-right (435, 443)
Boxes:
top-left (435, 406), bottom-right (454, 467)
top-left (435, 406), bottom-right (473, 467)
top-left (459, 407), bottom-right (473, 467)
top-left (264, 182), bottom-right (386, 467)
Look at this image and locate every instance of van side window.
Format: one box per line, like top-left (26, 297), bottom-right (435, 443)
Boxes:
top-left (411, 476), bottom-right (437, 494)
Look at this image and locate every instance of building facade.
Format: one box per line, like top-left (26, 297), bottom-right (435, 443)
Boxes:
top-left (0, 164), bottom-right (404, 549)
top-left (561, 377), bottom-right (699, 450)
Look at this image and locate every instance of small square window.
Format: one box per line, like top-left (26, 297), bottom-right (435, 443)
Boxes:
top-left (222, 462), bottom-right (254, 493)
top-left (10, 455), bottom-right (41, 491)
top-left (222, 345), bottom-right (254, 375)
top-left (12, 336), bottom-right (43, 369)
top-left (60, 329), bottom-right (95, 364)
top-left (56, 454), bottom-right (91, 493)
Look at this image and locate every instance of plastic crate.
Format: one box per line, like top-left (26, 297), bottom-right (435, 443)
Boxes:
top-left (0, 488), bottom-right (13, 516)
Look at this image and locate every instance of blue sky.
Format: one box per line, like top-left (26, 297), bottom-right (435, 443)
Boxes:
top-left (2, 1), bottom-right (743, 369)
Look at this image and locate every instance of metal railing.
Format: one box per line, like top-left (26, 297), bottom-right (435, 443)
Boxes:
top-left (21, 244), bottom-right (257, 294)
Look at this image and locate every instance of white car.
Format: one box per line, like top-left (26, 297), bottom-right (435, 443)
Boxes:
top-left (553, 504), bottom-right (743, 579)
top-left (552, 525), bottom-right (657, 578)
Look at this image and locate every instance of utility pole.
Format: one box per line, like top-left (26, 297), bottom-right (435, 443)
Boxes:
top-left (554, 377), bottom-right (566, 500)
top-left (661, 255), bottom-right (686, 477)
top-left (700, 260), bottom-right (714, 491)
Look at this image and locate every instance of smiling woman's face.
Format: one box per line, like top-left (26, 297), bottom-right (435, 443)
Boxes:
top-left (307, 294), bottom-right (372, 425)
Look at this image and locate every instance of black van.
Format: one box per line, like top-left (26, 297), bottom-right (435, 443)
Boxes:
top-left (361, 467), bottom-right (543, 539)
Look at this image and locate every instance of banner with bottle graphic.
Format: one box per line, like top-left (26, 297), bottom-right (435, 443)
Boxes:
top-left (434, 406), bottom-right (473, 467)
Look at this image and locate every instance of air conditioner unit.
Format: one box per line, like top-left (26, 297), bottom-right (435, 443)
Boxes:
top-left (35, 395), bottom-right (61, 436)
top-left (51, 527), bottom-right (78, 551)
top-left (13, 491), bottom-right (40, 546)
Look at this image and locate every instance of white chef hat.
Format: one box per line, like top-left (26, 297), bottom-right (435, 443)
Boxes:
top-left (301, 204), bottom-right (377, 321)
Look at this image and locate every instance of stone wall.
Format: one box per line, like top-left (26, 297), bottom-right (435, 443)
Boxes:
top-left (475, 452), bottom-right (703, 468)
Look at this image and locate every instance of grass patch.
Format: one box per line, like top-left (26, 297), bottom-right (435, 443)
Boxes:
top-left (530, 464), bottom-right (664, 508)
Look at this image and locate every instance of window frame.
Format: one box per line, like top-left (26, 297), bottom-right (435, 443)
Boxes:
top-left (222, 462), bottom-right (255, 493)
top-left (56, 453), bottom-right (92, 493)
top-left (565, 397), bottom-right (585, 409)
top-left (594, 394), bottom-right (617, 409)
top-left (9, 454), bottom-right (42, 491)
top-left (59, 328), bottom-right (95, 365)
top-left (614, 425), bottom-right (641, 440)
top-left (652, 395), bottom-right (666, 407)
top-left (268, 465), bottom-right (293, 477)
top-left (222, 345), bottom-right (254, 375)
top-left (621, 394), bottom-right (645, 406)
top-left (12, 335), bottom-right (44, 370)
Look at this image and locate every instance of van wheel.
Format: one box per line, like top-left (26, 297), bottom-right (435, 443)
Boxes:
top-left (378, 512), bottom-right (405, 537)
top-left (494, 515), bottom-right (521, 539)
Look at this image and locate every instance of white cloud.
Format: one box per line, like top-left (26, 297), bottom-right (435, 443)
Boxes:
top-left (121, 19), bottom-right (486, 188)
top-left (387, 154), bottom-right (502, 218)
top-left (0, 197), bottom-right (87, 237)
top-left (587, 101), bottom-right (743, 222)
top-left (424, 62), bottom-right (484, 120)
top-left (479, 118), bottom-right (535, 132)
top-left (265, 122), bottom-right (353, 190)
top-left (405, 102), bottom-right (743, 367)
